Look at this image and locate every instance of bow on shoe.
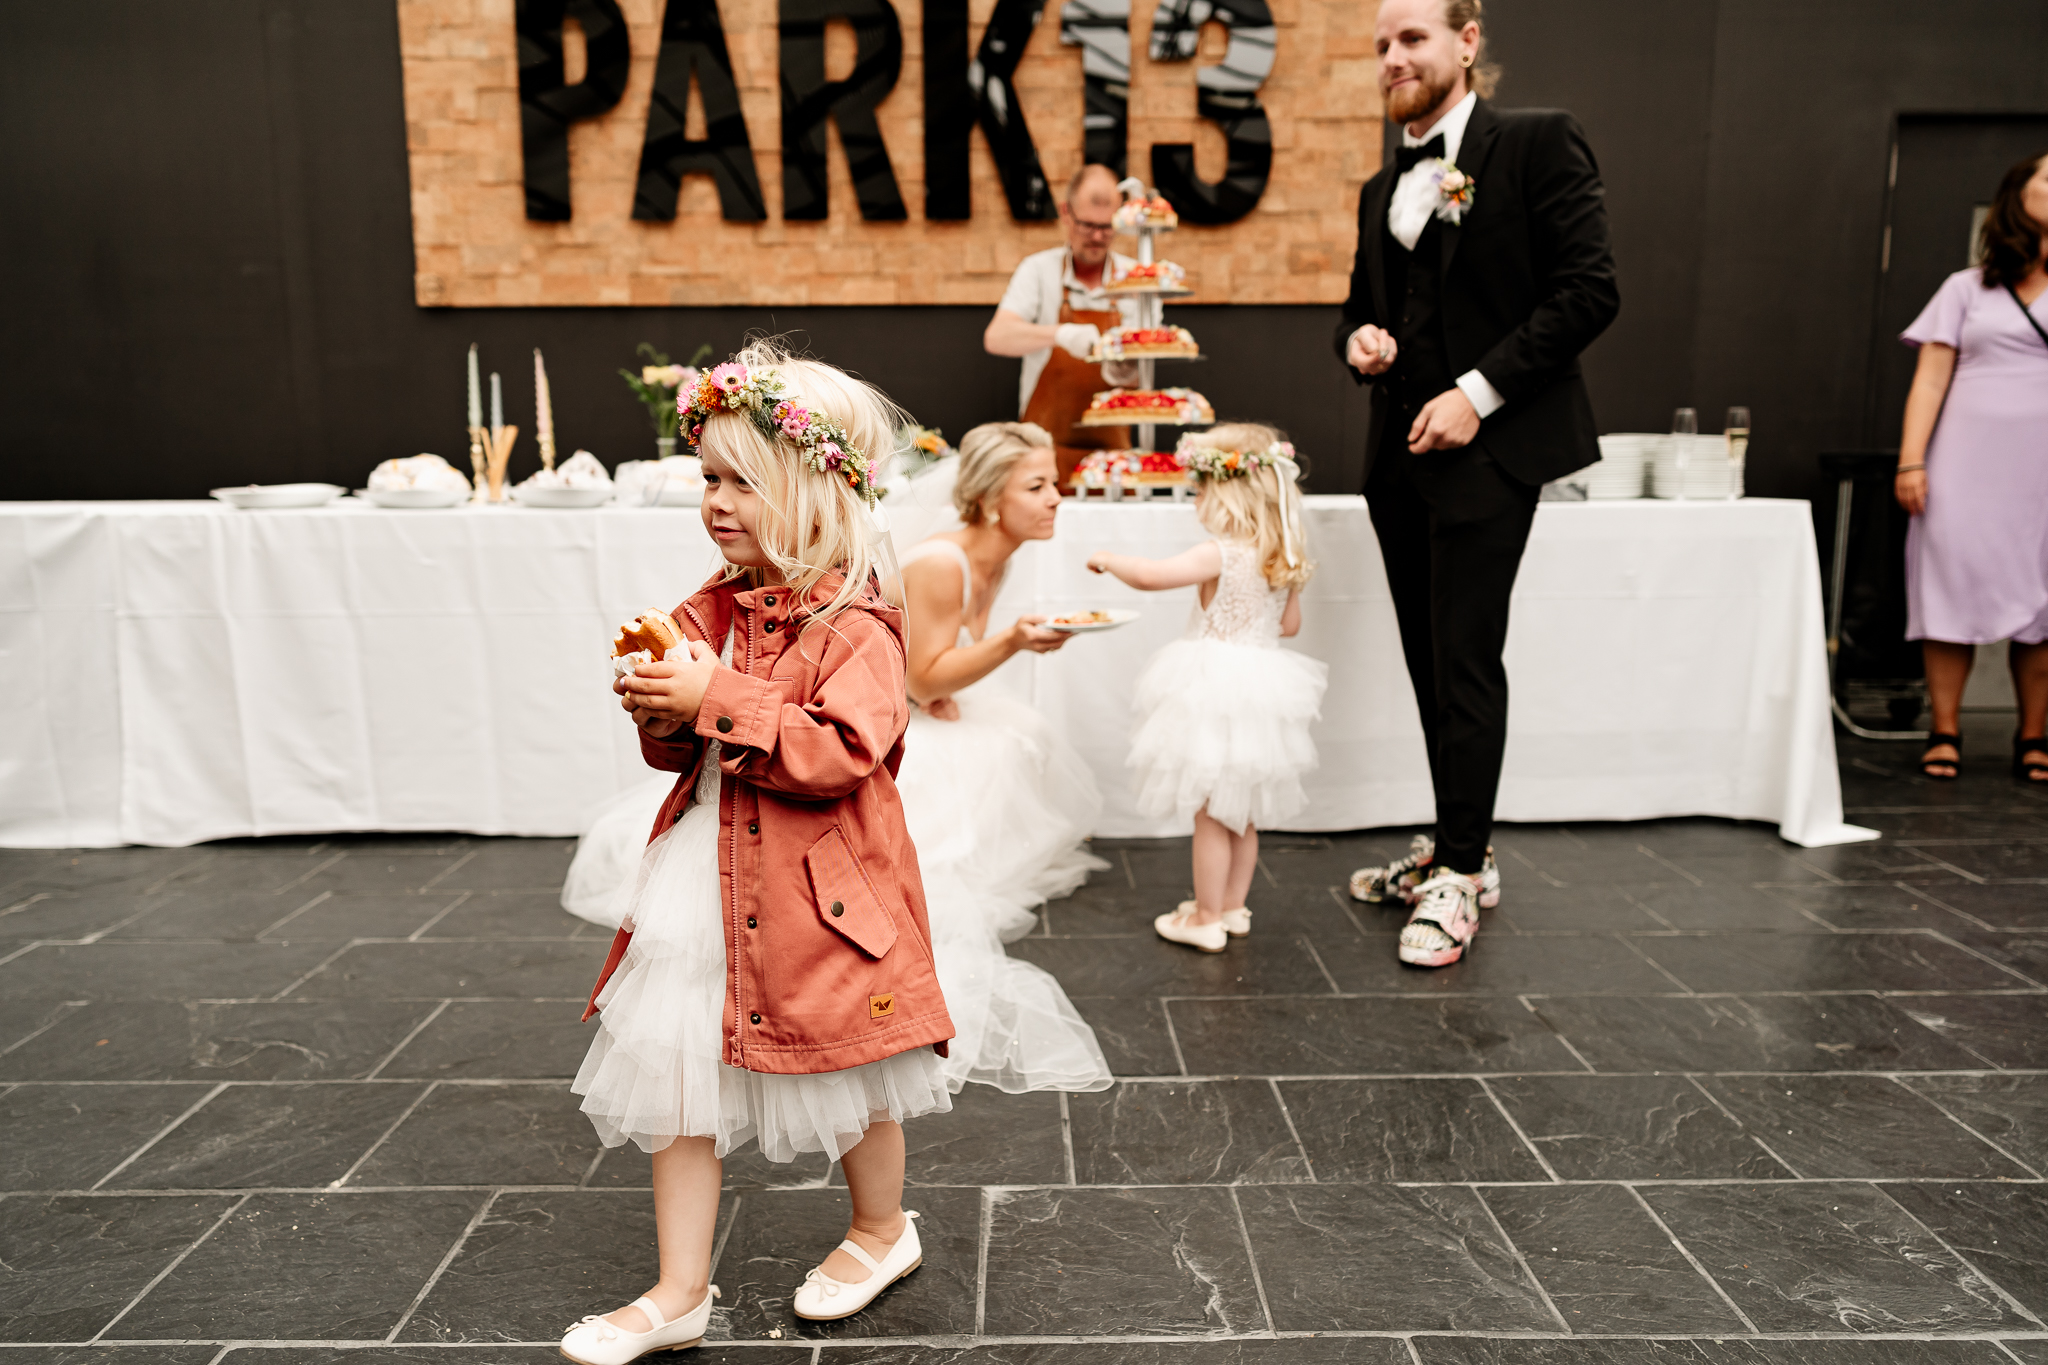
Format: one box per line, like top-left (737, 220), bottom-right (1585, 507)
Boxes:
top-left (569, 1315), bottom-right (621, 1342)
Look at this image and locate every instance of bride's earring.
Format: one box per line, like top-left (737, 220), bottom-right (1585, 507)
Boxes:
top-left (989, 510), bottom-right (1001, 528)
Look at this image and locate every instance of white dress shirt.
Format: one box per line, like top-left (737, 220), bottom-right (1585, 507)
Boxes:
top-left (995, 246), bottom-right (1140, 417)
top-left (1366, 90), bottom-right (1505, 420)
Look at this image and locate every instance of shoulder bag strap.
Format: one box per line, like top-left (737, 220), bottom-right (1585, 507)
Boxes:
top-left (2006, 282), bottom-right (2048, 353)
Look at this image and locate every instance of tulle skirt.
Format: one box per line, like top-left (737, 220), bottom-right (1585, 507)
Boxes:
top-left (1128, 638), bottom-right (1328, 835)
top-left (897, 692), bottom-right (1113, 1093)
top-left (571, 798), bottom-right (952, 1162)
top-left (562, 689), bottom-right (1113, 1101)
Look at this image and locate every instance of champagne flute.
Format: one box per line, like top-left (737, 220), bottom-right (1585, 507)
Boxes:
top-left (1670, 407), bottom-right (1697, 500)
top-left (1724, 406), bottom-right (1750, 501)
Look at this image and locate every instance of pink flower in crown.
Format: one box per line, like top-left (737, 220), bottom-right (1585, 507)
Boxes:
top-left (780, 408), bottom-right (810, 438)
top-left (709, 362), bottom-right (748, 395)
top-left (818, 441), bottom-right (845, 470)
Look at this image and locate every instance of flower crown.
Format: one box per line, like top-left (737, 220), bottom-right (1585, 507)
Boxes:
top-left (1174, 438), bottom-right (1300, 481)
top-left (677, 361), bottom-right (877, 505)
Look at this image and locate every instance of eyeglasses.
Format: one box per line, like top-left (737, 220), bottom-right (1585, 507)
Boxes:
top-left (1068, 215), bottom-right (1116, 236)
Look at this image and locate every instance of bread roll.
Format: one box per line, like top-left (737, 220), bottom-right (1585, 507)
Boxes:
top-left (612, 610), bottom-right (683, 662)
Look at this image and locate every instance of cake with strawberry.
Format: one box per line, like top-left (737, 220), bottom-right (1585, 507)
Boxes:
top-left (1093, 325), bottom-right (1200, 360)
top-left (1111, 194), bottom-right (1178, 233)
top-left (1068, 449), bottom-right (1192, 489)
top-left (1079, 387), bottom-right (1215, 426)
top-left (1104, 260), bottom-right (1189, 294)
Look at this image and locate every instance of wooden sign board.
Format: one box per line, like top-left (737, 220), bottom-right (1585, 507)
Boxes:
top-left (398, 0), bottom-right (1384, 307)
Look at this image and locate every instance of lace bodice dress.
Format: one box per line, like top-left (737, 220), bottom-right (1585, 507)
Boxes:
top-left (1126, 537), bottom-right (1329, 834)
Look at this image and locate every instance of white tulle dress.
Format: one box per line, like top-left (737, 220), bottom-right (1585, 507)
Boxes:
top-left (571, 658), bottom-right (953, 1162)
top-left (563, 541), bottom-right (1112, 1109)
top-left (1127, 538), bottom-right (1328, 834)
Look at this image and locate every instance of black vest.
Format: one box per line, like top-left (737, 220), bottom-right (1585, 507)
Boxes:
top-left (1381, 215), bottom-right (1453, 415)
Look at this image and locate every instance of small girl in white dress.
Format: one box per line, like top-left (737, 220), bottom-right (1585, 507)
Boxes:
top-left (1086, 423), bottom-right (1327, 953)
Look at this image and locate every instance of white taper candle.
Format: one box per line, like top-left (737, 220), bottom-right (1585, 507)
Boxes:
top-left (467, 344), bottom-right (481, 429)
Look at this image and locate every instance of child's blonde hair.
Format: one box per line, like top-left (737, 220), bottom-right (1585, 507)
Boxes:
top-left (1193, 422), bottom-right (1314, 590)
top-left (696, 339), bottom-right (910, 627)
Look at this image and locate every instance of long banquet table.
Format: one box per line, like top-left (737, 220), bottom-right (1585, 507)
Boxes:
top-left (1, 496), bottom-right (1873, 848)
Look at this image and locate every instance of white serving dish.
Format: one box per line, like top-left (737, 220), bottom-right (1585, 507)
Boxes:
top-left (364, 487), bottom-right (469, 509)
top-left (210, 483), bottom-right (347, 509)
top-left (512, 485), bottom-right (614, 509)
top-left (1044, 608), bottom-right (1141, 633)
top-left (656, 483), bottom-right (704, 507)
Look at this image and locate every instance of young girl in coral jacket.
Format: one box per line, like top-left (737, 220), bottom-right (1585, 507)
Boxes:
top-left (562, 343), bottom-right (953, 1364)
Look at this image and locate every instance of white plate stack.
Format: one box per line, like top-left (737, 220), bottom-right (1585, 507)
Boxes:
top-left (1650, 435), bottom-right (1741, 499)
top-left (1586, 434), bottom-right (1656, 499)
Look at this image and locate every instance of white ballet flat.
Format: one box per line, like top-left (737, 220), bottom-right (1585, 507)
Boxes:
top-left (1180, 898), bottom-right (1251, 938)
top-left (559, 1286), bottom-right (718, 1364)
top-left (792, 1211), bottom-right (923, 1321)
top-left (1155, 907), bottom-right (1228, 953)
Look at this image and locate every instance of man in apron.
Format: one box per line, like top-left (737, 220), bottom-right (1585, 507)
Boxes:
top-left (983, 164), bottom-right (1143, 484)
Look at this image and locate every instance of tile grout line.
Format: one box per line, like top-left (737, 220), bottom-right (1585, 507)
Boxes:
top-left (1682, 1075), bottom-right (1802, 1179)
top-left (1403, 1335), bottom-right (1427, 1365)
top-left (330, 1081), bottom-right (440, 1188)
top-left (1908, 849), bottom-right (1989, 884)
top-left (1612, 934), bottom-right (1696, 994)
top-left (1621, 1182), bottom-right (1761, 1332)
top-left (87, 1191), bottom-right (252, 1343)
top-left (1473, 1077), bottom-right (1562, 1183)
top-left (1517, 995), bottom-right (1597, 1074)
top-left (974, 1187), bottom-right (992, 1337)
top-left (0, 1000), bottom-right (86, 1058)
top-left (91, 1083), bottom-right (231, 1190)
top-left (1119, 849), bottom-right (1137, 890)
top-left (1634, 846), bottom-right (1705, 888)
top-left (384, 1186), bottom-right (502, 1344)
top-left (1266, 1078), bottom-right (1316, 1183)
top-left (1871, 1182), bottom-right (2048, 1330)
top-left (1886, 1074), bottom-right (2047, 1180)
top-left (269, 938), bottom-right (363, 1002)
top-left (1227, 1184), bottom-right (1278, 1337)
top-left (363, 1000), bottom-right (452, 1081)
top-left (270, 850), bottom-right (349, 897)
top-left (1926, 927), bottom-right (2048, 990)
top-left (708, 1191), bottom-right (742, 1281)
top-left (1159, 1001), bottom-right (1190, 1077)
top-left (1300, 935), bottom-right (1343, 995)
top-left (419, 846), bottom-right (482, 892)
top-left (205, 1347), bottom-right (234, 1365)
top-left (1469, 1184), bottom-right (1572, 1334)
top-left (251, 888), bottom-right (334, 942)
top-left (410, 891), bottom-right (473, 941)
top-left (1058, 1091), bottom-right (1077, 1187)
top-left (579, 1147), bottom-right (609, 1189)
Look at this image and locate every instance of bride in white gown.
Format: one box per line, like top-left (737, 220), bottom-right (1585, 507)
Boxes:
top-left (563, 421), bottom-right (1112, 1095)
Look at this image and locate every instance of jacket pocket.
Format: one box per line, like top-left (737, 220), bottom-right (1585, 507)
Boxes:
top-left (803, 826), bottom-right (898, 960)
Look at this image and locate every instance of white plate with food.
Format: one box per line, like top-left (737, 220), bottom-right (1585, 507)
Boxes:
top-left (363, 487), bottom-right (469, 509)
top-left (210, 483), bottom-right (347, 510)
top-left (1044, 609), bottom-right (1141, 633)
top-left (512, 486), bottom-right (614, 509)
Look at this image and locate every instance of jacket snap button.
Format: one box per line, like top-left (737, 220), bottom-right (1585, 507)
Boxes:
top-left (830, 900), bottom-right (844, 917)
top-left (763, 595), bottom-right (776, 606)
top-left (750, 1012), bottom-right (761, 1024)
top-left (716, 716), bottom-right (733, 733)
top-left (747, 916), bottom-right (757, 928)
top-left (764, 620), bottom-right (778, 633)
top-left (747, 822), bottom-right (758, 835)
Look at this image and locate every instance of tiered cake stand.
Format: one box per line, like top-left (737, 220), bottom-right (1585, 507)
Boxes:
top-left (1075, 178), bottom-right (1212, 499)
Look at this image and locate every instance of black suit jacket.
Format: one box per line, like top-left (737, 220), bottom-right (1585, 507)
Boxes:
top-left (1333, 100), bottom-right (1620, 489)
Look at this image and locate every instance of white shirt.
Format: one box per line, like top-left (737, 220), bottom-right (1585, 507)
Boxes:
top-left (1370, 90), bottom-right (1505, 419)
top-left (996, 246), bottom-right (1140, 416)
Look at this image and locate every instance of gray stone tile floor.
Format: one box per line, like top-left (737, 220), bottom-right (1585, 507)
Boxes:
top-left (2, 711), bottom-right (2046, 1362)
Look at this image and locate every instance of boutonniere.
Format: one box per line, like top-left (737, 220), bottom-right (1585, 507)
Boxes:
top-left (1433, 160), bottom-right (1475, 224)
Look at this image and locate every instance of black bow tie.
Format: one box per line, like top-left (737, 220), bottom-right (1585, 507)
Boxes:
top-left (1395, 135), bottom-right (1446, 172)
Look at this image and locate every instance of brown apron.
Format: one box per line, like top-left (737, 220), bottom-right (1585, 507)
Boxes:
top-left (1023, 297), bottom-right (1131, 486)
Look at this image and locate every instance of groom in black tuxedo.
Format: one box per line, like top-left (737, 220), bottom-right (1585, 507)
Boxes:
top-left (1336, 0), bottom-right (1618, 967)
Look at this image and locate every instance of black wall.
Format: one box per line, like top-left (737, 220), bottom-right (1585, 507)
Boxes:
top-left (4, 1), bottom-right (2045, 502)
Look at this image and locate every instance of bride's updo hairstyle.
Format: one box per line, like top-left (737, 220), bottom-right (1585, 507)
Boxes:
top-left (1193, 421), bottom-right (1314, 591)
top-left (696, 339), bottom-right (910, 628)
top-left (953, 421), bottom-right (1054, 525)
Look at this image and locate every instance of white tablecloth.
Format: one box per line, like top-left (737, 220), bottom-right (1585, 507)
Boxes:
top-left (0, 497), bottom-right (1872, 848)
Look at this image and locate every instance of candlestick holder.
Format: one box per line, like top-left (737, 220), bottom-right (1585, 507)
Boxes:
top-left (486, 425), bottom-right (519, 502)
top-left (467, 427), bottom-right (489, 504)
top-left (538, 433), bottom-right (557, 472)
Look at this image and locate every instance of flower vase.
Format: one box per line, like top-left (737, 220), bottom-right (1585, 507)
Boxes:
top-left (656, 437), bottom-right (677, 462)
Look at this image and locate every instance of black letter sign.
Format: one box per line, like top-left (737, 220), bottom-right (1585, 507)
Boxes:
top-left (1061, 0), bottom-right (1129, 177)
top-left (518, 0), bottom-right (633, 221)
top-left (924, 0), bottom-right (1057, 221)
top-left (779, 0), bottom-right (908, 221)
top-left (634, 0), bottom-right (766, 220)
top-left (1147, 0), bottom-right (1274, 224)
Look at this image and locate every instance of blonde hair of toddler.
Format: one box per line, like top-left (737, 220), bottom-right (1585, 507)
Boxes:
top-left (1193, 422), bottom-right (1314, 591)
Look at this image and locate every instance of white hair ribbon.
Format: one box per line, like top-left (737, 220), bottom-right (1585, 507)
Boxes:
top-left (1270, 455), bottom-right (1304, 567)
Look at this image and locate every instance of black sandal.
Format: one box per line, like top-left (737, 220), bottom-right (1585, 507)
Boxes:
top-left (2015, 734), bottom-right (2048, 783)
top-left (1920, 732), bottom-right (1962, 780)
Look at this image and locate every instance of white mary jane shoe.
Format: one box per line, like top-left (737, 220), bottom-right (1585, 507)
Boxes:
top-left (1155, 907), bottom-right (1228, 953)
top-left (1180, 898), bottom-right (1251, 938)
top-left (792, 1211), bottom-right (923, 1321)
top-left (559, 1286), bottom-right (718, 1364)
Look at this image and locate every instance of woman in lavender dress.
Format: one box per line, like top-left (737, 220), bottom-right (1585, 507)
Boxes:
top-left (1895, 151), bottom-right (2048, 782)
